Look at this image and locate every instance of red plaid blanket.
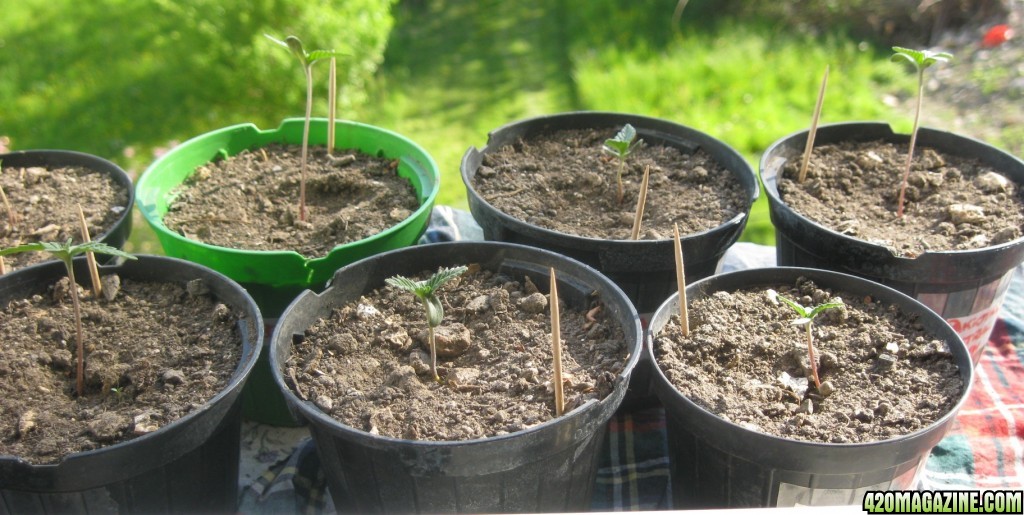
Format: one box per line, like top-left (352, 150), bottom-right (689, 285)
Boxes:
top-left (923, 318), bottom-right (1024, 489)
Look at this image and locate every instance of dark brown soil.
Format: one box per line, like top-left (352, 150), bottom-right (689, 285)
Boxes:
top-left (285, 265), bottom-right (630, 441)
top-left (0, 275), bottom-right (243, 464)
top-left (779, 140), bottom-right (1024, 257)
top-left (0, 163), bottom-right (129, 270)
top-left (473, 127), bottom-right (749, 240)
top-left (163, 144), bottom-right (421, 258)
top-left (654, 276), bottom-right (964, 444)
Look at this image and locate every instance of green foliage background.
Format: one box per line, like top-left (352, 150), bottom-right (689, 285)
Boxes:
top-left (1, 0), bottom-right (941, 249)
top-left (0, 0), bottom-right (394, 158)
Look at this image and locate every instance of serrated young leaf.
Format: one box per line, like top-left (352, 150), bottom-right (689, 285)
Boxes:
top-left (808, 299), bottom-right (844, 319)
top-left (891, 46), bottom-right (953, 70)
top-left (307, 49), bottom-right (341, 64)
top-left (0, 242), bottom-right (48, 257)
top-left (385, 275), bottom-right (422, 294)
top-left (773, 292), bottom-right (808, 318)
top-left (425, 266), bottom-right (468, 292)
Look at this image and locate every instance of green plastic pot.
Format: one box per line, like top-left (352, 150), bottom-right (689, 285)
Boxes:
top-left (136, 118), bottom-right (439, 425)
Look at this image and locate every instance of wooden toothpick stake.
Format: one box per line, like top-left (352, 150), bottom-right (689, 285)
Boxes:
top-left (673, 224), bottom-right (690, 336)
top-left (550, 268), bottom-right (565, 417)
top-left (77, 204), bottom-right (102, 298)
top-left (0, 160), bottom-right (17, 228)
top-left (798, 65), bottom-right (830, 184)
top-left (0, 256), bottom-right (6, 275)
top-left (0, 185), bottom-right (15, 228)
top-left (328, 57), bottom-right (337, 155)
top-left (630, 165), bottom-right (651, 240)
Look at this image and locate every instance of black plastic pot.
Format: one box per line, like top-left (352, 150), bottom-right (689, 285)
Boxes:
top-left (0, 255), bottom-right (262, 514)
top-left (270, 241), bottom-right (643, 513)
top-left (648, 267), bottom-right (973, 508)
top-left (761, 122), bottom-right (1024, 365)
top-left (461, 111), bottom-right (758, 315)
top-left (1, 150), bottom-right (134, 261)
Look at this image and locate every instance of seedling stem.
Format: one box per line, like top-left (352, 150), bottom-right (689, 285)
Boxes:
top-left (891, 46), bottom-right (952, 218)
top-left (386, 266), bottom-right (468, 382)
top-left (0, 240), bottom-right (136, 396)
top-left (602, 124), bottom-right (642, 205)
top-left (768, 290), bottom-right (843, 390)
top-left (265, 34), bottom-right (343, 222)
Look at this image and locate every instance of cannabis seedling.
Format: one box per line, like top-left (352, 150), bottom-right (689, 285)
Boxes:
top-left (386, 266), bottom-right (469, 382)
top-left (266, 34), bottom-right (342, 222)
top-left (602, 124), bottom-right (642, 205)
top-left (891, 46), bottom-right (953, 218)
top-left (768, 289), bottom-right (844, 390)
top-left (0, 240), bottom-right (136, 396)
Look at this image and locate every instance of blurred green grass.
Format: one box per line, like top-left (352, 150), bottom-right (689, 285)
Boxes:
top-left (2, 0), bottom-right (921, 251)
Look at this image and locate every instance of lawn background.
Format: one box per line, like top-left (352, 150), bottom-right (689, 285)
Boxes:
top-left (0, 0), bottom-right (925, 252)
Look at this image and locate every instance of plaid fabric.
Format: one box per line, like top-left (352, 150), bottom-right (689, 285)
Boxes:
top-left (237, 210), bottom-right (1024, 512)
top-left (591, 405), bottom-right (672, 511)
top-left (922, 301), bottom-right (1024, 489)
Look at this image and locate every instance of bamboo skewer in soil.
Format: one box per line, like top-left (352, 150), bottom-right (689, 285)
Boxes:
top-left (630, 165), bottom-right (651, 240)
top-left (0, 159), bottom-right (17, 228)
top-left (798, 65), bottom-right (830, 184)
top-left (0, 256), bottom-right (6, 275)
top-left (550, 267), bottom-right (565, 417)
top-left (328, 57), bottom-right (337, 155)
top-left (77, 204), bottom-right (103, 298)
top-left (0, 184), bottom-right (15, 228)
top-left (673, 223), bottom-right (690, 336)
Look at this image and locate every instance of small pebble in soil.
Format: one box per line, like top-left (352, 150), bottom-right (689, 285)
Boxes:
top-left (975, 171), bottom-right (1010, 193)
top-left (466, 294), bottom-right (490, 312)
top-left (421, 323), bottom-right (472, 358)
top-left (17, 410), bottom-right (36, 437)
top-left (186, 278), bottom-right (210, 297)
top-left (818, 381), bottom-right (835, 398)
top-left (948, 203), bottom-right (986, 225)
top-left (101, 274), bottom-right (122, 301)
top-left (877, 353), bottom-right (897, 372)
top-left (162, 369), bottom-right (186, 385)
top-left (517, 292), bottom-right (548, 314)
top-left (315, 395), bottom-right (334, 411)
top-left (797, 399), bottom-right (814, 415)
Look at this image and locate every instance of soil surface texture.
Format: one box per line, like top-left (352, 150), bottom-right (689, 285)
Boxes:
top-left (0, 275), bottom-right (243, 464)
top-left (654, 276), bottom-right (964, 444)
top-left (473, 127), bottom-right (749, 240)
top-left (286, 264), bottom-right (630, 441)
top-left (0, 163), bottom-right (129, 270)
top-left (779, 140), bottom-right (1024, 257)
top-left (163, 144), bottom-right (420, 258)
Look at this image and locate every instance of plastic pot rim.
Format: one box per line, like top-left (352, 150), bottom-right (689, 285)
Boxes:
top-left (647, 265), bottom-right (974, 450)
top-left (270, 240), bottom-right (644, 449)
top-left (461, 110), bottom-right (758, 248)
top-left (0, 254), bottom-right (263, 469)
top-left (759, 121), bottom-right (1024, 261)
top-left (137, 118), bottom-right (440, 268)
top-left (0, 149), bottom-right (135, 249)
